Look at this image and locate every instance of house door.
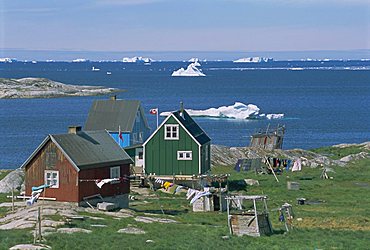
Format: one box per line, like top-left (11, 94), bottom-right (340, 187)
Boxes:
top-left (135, 148), bottom-right (144, 167)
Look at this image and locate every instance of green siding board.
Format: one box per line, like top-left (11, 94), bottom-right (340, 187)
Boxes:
top-left (145, 115), bottom-right (204, 176)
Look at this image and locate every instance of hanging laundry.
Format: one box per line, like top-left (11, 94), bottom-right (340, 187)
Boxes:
top-left (31, 184), bottom-right (50, 192)
top-left (162, 181), bottom-right (173, 190)
top-left (186, 189), bottom-right (197, 200)
top-left (26, 192), bottom-right (41, 206)
top-left (190, 189), bottom-right (211, 204)
top-left (95, 178), bottom-right (120, 188)
top-left (292, 158), bottom-right (302, 172)
top-left (155, 178), bottom-right (164, 185)
top-left (174, 185), bottom-right (184, 194)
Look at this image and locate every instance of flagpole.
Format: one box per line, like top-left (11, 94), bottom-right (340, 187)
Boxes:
top-left (156, 108), bottom-right (159, 129)
top-left (119, 125), bottom-right (121, 147)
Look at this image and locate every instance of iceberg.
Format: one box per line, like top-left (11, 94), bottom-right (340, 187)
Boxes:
top-left (171, 61), bottom-right (205, 77)
top-left (188, 58), bottom-right (199, 62)
top-left (160, 102), bottom-right (284, 120)
top-left (233, 57), bottom-right (273, 63)
top-left (122, 56), bottom-right (152, 63)
top-left (72, 58), bottom-right (87, 63)
top-left (0, 58), bottom-right (15, 63)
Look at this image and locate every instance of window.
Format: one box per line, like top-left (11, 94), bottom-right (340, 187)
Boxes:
top-left (138, 151), bottom-right (143, 160)
top-left (133, 133), bottom-right (138, 143)
top-left (46, 151), bottom-right (57, 169)
top-left (177, 151), bottom-right (192, 160)
top-left (110, 166), bottom-right (120, 179)
top-left (165, 124), bottom-right (179, 140)
top-left (44, 170), bottom-right (59, 188)
top-left (139, 132), bottom-right (143, 143)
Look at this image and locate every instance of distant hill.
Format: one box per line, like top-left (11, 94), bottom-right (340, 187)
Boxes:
top-left (0, 77), bottom-right (122, 99)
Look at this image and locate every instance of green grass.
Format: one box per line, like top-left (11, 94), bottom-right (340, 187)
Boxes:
top-left (1, 151), bottom-right (370, 249)
top-left (0, 170), bottom-right (11, 181)
top-left (311, 145), bottom-right (368, 160)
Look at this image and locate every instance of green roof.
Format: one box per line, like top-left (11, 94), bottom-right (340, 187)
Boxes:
top-left (84, 99), bottom-right (149, 132)
top-left (51, 130), bottom-right (133, 169)
top-left (173, 110), bottom-right (211, 145)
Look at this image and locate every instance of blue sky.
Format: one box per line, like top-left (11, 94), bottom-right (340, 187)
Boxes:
top-left (0, 0), bottom-right (369, 53)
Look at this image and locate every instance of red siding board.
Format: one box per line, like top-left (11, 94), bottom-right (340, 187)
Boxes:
top-left (25, 139), bottom-right (130, 203)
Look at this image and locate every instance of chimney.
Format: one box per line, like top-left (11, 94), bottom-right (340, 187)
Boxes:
top-left (110, 95), bottom-right (117, 101)
top-left (68, 126), bottom-right (82, 134)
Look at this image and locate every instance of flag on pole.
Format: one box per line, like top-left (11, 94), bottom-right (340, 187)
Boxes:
top-left (149, 108), bottom-right (158, 115)
top-left (119, 125), bottom-right (123, 141)
top-left (150, 108), bottom-right (159, 128)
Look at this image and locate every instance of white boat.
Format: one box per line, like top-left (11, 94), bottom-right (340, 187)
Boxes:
top-left (92, 66), bottom-right (100, 71)
top-left (106, 71), bottom-right (112, 75)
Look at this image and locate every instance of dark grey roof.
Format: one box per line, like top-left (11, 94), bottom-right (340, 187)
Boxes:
top-left (85, 99), bottom-right (148, 132)
top-left (51, 130), bottom-right (132, 170)
top-left (173, 110), bottom-right (211, 145)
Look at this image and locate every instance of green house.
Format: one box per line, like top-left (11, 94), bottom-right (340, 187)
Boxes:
top-left (143, 109), bottom-right (211, 176)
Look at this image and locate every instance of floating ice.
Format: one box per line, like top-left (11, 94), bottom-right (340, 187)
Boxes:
top-left (122, 56), bottom-right (152, 63)
top-left (171, 61), bottom-right (205, 77)
top-left (160, 102), bottom-right (284, 120)
top-left (233, 57), bottom-right (273, 63)
top-left (72, 58), bottom-right (87, 63)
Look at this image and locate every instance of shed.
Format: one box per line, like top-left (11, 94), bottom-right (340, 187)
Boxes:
top-left (250, 125), bottom-right (285, 150)
top-left (143, 108), bottom-right (211, 176)
top-left (21, 126), bottom-right (133, 208)
top-left (226, 195), bottom-right (273, 237)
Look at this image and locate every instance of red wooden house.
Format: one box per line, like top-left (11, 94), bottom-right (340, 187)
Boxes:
top-left (21, 126), bottom-right (133, 207)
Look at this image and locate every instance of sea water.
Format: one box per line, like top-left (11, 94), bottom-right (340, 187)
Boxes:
top-left (0, 60), bottom-right (369, 169)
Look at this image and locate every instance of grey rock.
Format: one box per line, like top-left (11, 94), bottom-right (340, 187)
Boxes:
top-left (9, 244), bottom-right (51, 250)
top-left (0, 168), bottom-right (24, 193)
top-left (57, 228), bottom-right (92, 234)
top-left (117, 227), bottom-right (146, 234)
top-left (244, 179), bottom-right (259, 186)
top-left (340, 152), bottom-right (370, 163)
top-left (0, 77), bottom-right (121, 99)
top-left (134, 216), bottom-right (177, 224)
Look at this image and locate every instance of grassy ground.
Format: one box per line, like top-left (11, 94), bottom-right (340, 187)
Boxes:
top-left (0, 149), bottom-right (369, 249)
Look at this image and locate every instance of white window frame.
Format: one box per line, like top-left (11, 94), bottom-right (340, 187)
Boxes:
top-left (177, 151), bottom-right (192, 160)
top-left (133, 133), bottom-right (138, 143)
top-left (139, 132), bottom-right (144, 143)
top-left (165, 124), bottom-right (179, 140)
top-left (110, 166), bottom-right (121, 179)
top-left (44, 170), bottom-right (59, 188)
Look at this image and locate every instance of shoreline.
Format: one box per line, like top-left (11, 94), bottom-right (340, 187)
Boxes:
top-left (0, 77), bottom-right (123, 99)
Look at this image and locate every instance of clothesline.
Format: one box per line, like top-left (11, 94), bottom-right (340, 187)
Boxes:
top-left (79, 176), bottom-right (131, 189)
top-left (153, 177), bottom-right (215, 205)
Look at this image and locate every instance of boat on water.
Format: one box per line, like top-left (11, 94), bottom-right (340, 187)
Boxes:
top-left (106, 71), bottom-right (112, 75)
top-left (92, 66), bottom-right (100, 71)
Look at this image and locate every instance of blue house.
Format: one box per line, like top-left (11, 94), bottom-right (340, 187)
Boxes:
top-left (85, 97), bottom-right (151, 149)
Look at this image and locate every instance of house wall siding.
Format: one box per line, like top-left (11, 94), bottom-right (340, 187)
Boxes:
top-left (78, 164), bottom-right (130, 201)
top-left (145, 116), bottom-right (199, 175)
top-left (25, 140), bottom-right (79, 202)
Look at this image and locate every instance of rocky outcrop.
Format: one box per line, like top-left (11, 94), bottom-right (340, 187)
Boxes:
top-left (210, 145), bottom-right (356, 168)
top-left (0, 168), bottom-right (24, 193)
top-left (0, 77), bottom-right (121, 99)
top-left (340, 152), bottom-right (370, 163)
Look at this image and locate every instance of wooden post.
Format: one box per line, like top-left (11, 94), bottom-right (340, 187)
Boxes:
top-left (265, 157), bottom-right (279, 182)
top-left (219, 181), bottom-right (222, 212)
top-left (38, 206), bottom-right (42, 242)
top-left (11, 187), bottom-right (14, 213)
top-left (226, 198), bottom-right (232, 235)
top-left (253, 198), bottom-right (260, 235)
